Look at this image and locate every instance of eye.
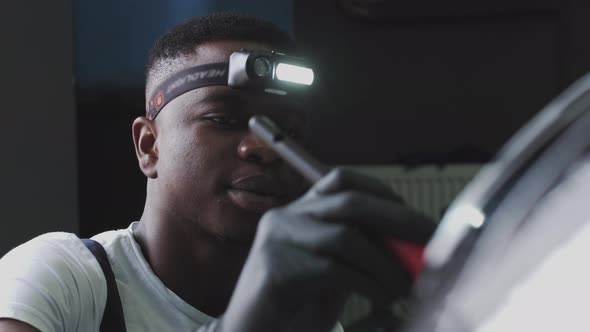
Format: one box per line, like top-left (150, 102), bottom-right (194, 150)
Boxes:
top-left (205, 114), bottom-right (241, 128)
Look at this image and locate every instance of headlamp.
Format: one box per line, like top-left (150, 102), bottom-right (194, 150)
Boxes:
top-left (147, 50), bottom-right (314, 120)
top-left (228, 50), bottom-right (314, 93)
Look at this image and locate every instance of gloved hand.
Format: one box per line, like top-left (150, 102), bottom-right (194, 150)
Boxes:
top-left (196, 168), bottom-right (436, 332)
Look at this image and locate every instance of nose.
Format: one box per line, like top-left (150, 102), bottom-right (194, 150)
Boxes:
top-left (237, 131), bottom-right (281, 164)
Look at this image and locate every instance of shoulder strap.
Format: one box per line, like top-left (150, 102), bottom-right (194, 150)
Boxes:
top-left (82, 239), bottom-right (127, 332)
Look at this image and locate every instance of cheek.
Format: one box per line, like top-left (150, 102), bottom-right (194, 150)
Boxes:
top-left (162, 134), bottom-right (206, 178)
top-left (158, 129), bottom-right (238, 185)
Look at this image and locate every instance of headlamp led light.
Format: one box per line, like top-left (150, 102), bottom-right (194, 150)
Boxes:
top-left (147, 50), bottom-right (314, 120)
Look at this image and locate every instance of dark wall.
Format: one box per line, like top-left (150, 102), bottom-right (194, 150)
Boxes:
top-left (73, 0), bottom-right (293, 89)
top-left (77, 90), bottom-right (146, 237)
top-left (0, 0), bottom-right (77, 255)
top-left (295, 0), bottom-right (590, 164)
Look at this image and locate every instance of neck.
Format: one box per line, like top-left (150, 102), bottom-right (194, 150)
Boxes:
top-left (134, 206), bottom-right (250, 317)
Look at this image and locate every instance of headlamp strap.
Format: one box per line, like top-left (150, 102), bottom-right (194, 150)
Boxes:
top-left (146, 62), bottom-right (228, 120)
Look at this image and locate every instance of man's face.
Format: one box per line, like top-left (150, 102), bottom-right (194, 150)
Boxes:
top-left (149, 40), bottom-right (307, 246)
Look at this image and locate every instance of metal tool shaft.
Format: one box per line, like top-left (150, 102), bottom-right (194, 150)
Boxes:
top-left (248, 115), bottom-right (329, 183)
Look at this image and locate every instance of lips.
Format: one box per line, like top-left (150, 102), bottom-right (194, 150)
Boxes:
top-left (227, 175), bottom-right (290, 214)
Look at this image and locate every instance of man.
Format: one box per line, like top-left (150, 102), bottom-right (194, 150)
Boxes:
top-left (0, 13), bottom-right (433, 331)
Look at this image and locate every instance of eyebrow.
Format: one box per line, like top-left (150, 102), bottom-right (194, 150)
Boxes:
top-left (199, 91), bottom-right (243, 105)
top-left (197, 90), bottom-right (307, 120)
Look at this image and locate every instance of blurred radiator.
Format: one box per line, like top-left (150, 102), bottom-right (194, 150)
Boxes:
top-left (339, 164), bottom-right (484, 327)
top-left (351, 164), bottom-right (483, 221)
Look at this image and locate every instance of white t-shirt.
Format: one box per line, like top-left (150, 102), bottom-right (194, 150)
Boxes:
top-left (0, 222), bottom-right (344, 332)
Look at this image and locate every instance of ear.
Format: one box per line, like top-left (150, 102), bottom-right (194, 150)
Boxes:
top-left (132, 117), bottom-right (158, 178)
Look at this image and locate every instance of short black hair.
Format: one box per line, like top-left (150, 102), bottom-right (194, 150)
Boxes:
top-left (146, 12), bottom-right (296, 85)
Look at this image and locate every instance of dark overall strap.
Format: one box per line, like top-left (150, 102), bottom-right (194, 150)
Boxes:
top-left (82, 239), bottom-right (127, 332)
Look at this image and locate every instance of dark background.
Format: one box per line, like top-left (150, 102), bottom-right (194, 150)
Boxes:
top-left (3, 0), bottom-right (590, 251)
top-left (0, 0), bottom-right (77, 255)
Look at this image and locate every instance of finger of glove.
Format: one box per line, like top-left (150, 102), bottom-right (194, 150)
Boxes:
top-left (310, 168), bottom-right (404, 203)
top-left (267, 237), bottom-right (402, 308)
top-left (282, 291), bottom-right (349, 332)
top-left (286, 191), bottom-right (436, 244)
top-left (228, 239), bottom-right (393, 332)
top-left (258, 211), bottom-right (413, 302)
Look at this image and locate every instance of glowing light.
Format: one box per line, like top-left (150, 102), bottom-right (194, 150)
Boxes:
top-left (425, 204), bottom-right (485, 268)
top-left (454, 205), bottom-right (486, 229)
top-left (264, 88), bottom-right (287, 95)
top-left (275, 63), bottom-right (314, 85)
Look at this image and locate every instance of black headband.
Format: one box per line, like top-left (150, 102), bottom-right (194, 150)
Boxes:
top-left (147, 63), bottom-right (228, 120)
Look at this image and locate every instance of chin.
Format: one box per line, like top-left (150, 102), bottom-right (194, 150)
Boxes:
top-left (209, 209), bottom-right (264, 248)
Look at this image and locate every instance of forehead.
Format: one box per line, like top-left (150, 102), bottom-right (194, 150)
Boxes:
top-left (191, 84), bottom-right (305, 115)
top-left (191, 40), bottom-right (274, 65)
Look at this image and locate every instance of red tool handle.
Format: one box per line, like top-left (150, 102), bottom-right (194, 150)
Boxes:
top-left (385, 239), bottom-right (426, 280)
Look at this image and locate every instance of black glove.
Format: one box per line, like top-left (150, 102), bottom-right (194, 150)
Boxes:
top-left (196, 168), bottom-right (436, 332)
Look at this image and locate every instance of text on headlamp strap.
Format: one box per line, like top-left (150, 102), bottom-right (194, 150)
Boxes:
top-left (147, 63), bottom-right (228, 120)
